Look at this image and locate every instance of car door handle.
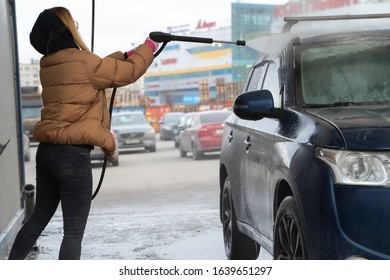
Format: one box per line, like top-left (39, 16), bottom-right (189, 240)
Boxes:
top-left (244, 136), bottom-right (251, 151)
top-left (227, 131), bottom-right (233, 143)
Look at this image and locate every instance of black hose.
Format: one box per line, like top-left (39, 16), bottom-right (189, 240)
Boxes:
top-left (92, 47), bottom-right (164, 200)
top-left (92, 31), bottom-right (245, 200)
top-left (92, 88), bottom-right (116, 200)
top-left (91, 0), bottom-right (95, 52)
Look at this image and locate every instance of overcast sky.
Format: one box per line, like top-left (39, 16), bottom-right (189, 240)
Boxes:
top-left (15, 0), bottom-right (288, 63)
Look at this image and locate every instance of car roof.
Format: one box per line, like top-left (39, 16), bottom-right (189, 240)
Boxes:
top-left (247, 14), bottom-right (390, 59)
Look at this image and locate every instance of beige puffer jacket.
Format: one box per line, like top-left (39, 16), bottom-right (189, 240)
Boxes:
top-left (34, 45), bottom-right (154, 157)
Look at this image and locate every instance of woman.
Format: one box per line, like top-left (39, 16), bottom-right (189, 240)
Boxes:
top-left (8, 7), bottom-right (158, 260)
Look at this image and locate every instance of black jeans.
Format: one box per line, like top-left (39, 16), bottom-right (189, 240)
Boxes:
top-left (8, 143), bottom-right (92, 260)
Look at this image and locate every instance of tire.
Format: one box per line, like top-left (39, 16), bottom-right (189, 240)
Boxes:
top-left (273, 196), bottom-right (308, 260)
top-left (221, 176), bottom-right (260, 260)
top-left (192, 143), bottom-right (202, 160)
top-left (25, 152), bottom-right (31, 162)
top-left (111, 158), bottom-right (119, 167)
top-left (179, 142), bottom-right (186, 158)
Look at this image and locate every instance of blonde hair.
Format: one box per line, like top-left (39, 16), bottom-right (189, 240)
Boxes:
top-left (49, 7), bottom-right (90, 52)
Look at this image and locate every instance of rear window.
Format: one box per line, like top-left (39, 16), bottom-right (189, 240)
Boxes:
top-left (299, 39), bottom-right (390, 106)
top-left (200, 111), bottom-right (232, 124)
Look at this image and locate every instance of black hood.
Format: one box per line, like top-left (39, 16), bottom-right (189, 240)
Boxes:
top-left (30, 9), bottom-right (78, 56)
top-left (307, 105), bottom-right (390, 149)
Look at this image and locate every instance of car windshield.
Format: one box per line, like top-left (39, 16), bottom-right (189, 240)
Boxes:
top-left (111, 114), bottom-right (148, 126)
top-left (200, 111), bottom-right (232, 124)
top-left (299, 39), bottom-right (390, 106)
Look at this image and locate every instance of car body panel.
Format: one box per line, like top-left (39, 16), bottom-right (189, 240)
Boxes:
top-left (160, 112), bottom-right (185, 141)
top-left (90, 132), bottom-right (119, 166)
top-left (180, 110), bottom-right (232, 157)
top-left (174, 112), bottom-right (195, 148)
top-left (23, 133), bottom-right (31, 162)
top-left (307, 106), bottom-right (390, 149)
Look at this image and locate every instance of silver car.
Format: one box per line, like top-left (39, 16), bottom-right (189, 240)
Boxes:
top-left (90, 131), bottom-right (119, 166)
top-left (111, 111), bottom-right (156, 153)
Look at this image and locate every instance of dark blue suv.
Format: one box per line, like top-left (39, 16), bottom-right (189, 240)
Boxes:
top-left (219, 15), bottom-right (390, 260)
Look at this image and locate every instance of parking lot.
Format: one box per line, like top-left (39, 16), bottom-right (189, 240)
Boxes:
top-left (18, 137), bottom-right (234, 260)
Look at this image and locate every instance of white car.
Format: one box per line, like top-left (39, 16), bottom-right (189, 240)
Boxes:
top-left (111, 111), bottom-right (156, 153)
top-left (90, 131), bottom-right (119, 166)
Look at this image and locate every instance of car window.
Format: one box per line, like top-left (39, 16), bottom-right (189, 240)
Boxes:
top-left (299, 41), bottom-right (390, 106)
top-left (112, 114), bottom-right (148, 126)
top-left (262, 61), bottom-right (281, 108)
top-left (246, 62), bottom-right (267, 92)
top-left (185, 115), bottom-right (194, 127)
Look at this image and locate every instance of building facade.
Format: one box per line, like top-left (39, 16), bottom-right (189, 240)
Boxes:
top-left (19, 60), bottom-right (40, 88)
top-left (144, 3), bottom-right (276, 110)
top-left (18, 1), bottom-right (390, 111)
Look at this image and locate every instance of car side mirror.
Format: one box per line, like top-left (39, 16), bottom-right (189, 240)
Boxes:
top-left (233, 89), bottom-right (277, 121)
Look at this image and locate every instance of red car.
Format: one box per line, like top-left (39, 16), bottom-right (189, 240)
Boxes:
top-left (178, 110), bottom-right (232, 160)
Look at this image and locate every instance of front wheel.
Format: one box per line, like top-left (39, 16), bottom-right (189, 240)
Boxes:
top-left (273, 196), bottom-right (308, 260)
top-left (221, 176), bottom-right (260, 260)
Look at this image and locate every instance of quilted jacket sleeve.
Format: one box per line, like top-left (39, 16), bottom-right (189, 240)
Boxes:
top-left (86, 44), bottom-right (154, 89)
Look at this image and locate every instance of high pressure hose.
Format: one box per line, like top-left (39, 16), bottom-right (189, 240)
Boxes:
top-left (91, 28), bottom-right (246, 200)
top-left (92, 88), bottom-right (116, 200)
top-left (92, 47), bottom-right (163, 200)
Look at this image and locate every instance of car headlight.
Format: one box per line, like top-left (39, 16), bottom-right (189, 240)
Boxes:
top-left (145, 129), bottom-right (155, 137)
top-left (316, 148), bottom-right (390, 187)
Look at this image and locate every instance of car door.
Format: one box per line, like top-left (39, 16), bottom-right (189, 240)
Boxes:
top-left (243, 60), bottom-right (282, 240)
top-left (180, 114), bottom-right (197, 153)
top-left (228, 62), bottom-right (269, 226)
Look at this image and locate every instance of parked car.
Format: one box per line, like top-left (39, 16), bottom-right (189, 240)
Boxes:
top-left (111, 111), bottom-right (156, 153)
top-left (159, 112), bottom-right (185, 141)
top-left (173, 112), bottom-right (195, 148)
top-left (219, 15), bottom-right (390, 260)
top-left (90, 131), bottom-right (119, 166)
top-left (23, 133), bottom-right (31, 162)
top-left (179, 110), bottom-right (232, 160)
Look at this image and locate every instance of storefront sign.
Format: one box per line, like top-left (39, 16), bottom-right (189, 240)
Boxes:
top-left (161, 58), bottom-right (177, 65)
top-left (275, 0), bottom-right (359, 17)
top-left (196, 20), bottom-right (216, 29)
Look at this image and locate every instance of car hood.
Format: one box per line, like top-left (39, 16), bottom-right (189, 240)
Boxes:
top-left (306, 105), bottom-right (390, 149)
